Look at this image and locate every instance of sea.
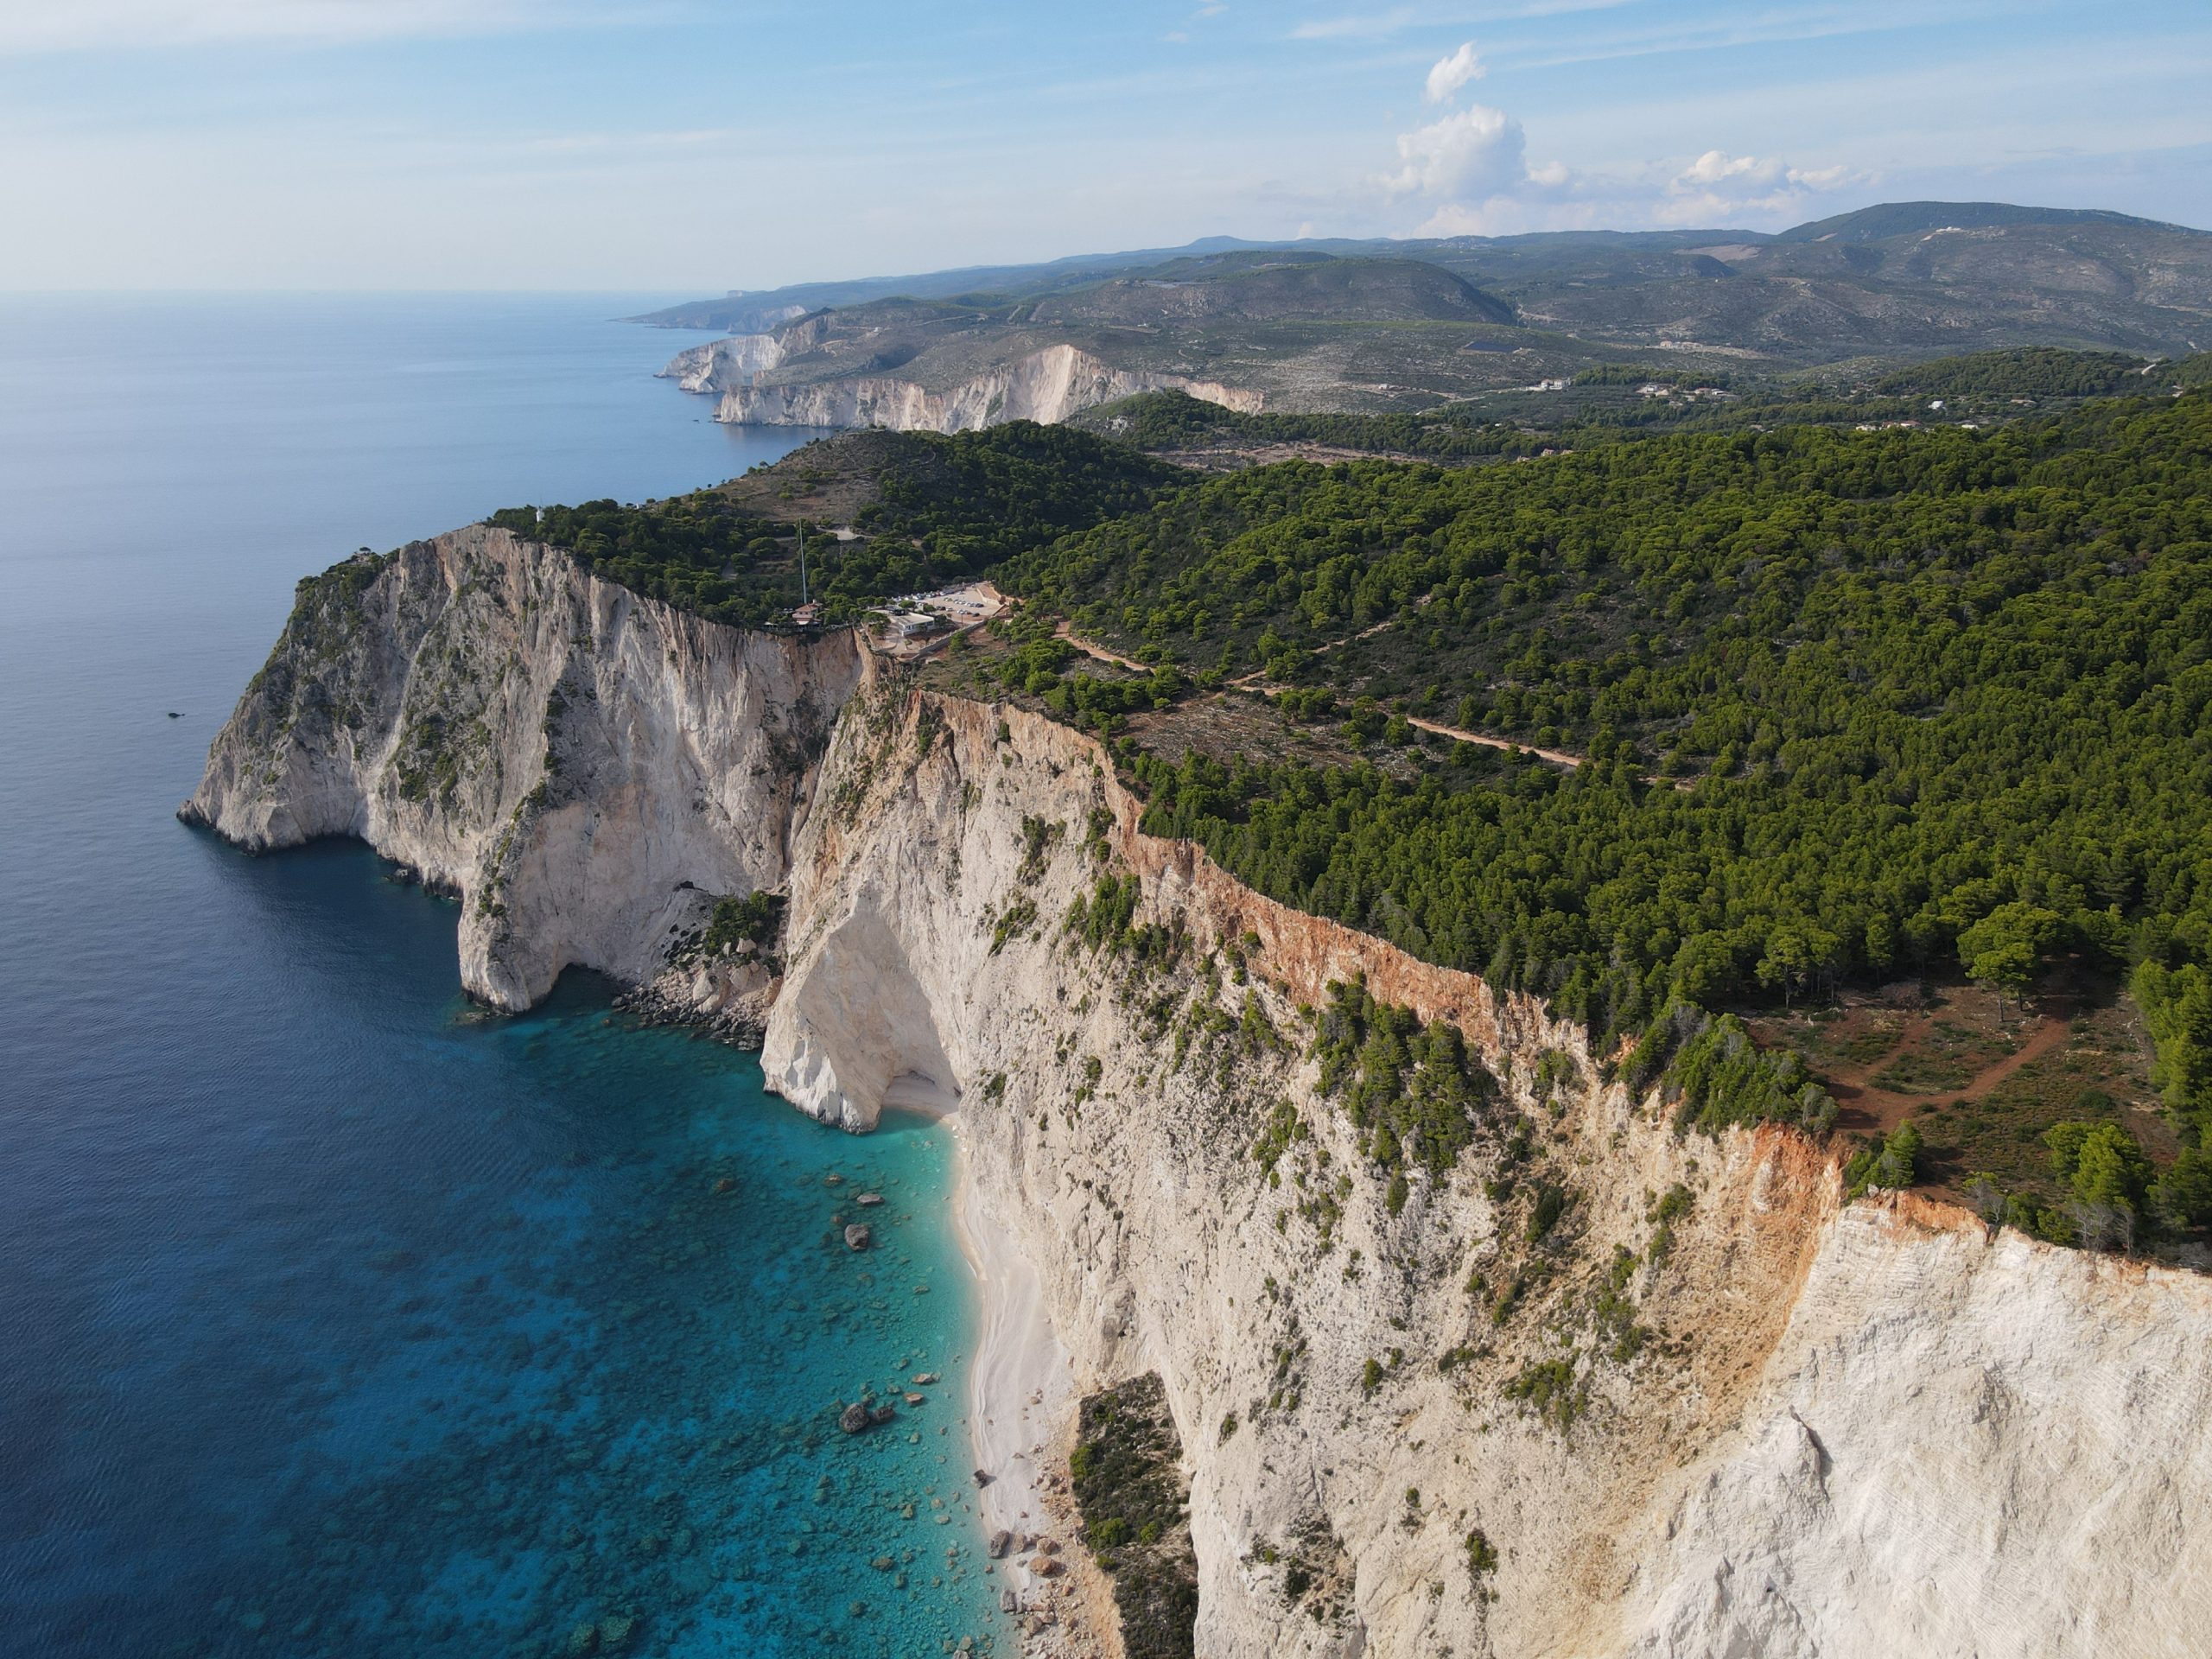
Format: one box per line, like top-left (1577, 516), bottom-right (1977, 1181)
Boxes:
top-left (0, 295), bottom-right (1006, 1657)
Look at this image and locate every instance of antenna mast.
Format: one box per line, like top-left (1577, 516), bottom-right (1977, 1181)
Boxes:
top-left (798, 524), bottom-right (809, 607)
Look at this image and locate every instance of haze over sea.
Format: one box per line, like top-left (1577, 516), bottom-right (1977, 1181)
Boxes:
top-left (0, 296), bottom-right (1004, 1657)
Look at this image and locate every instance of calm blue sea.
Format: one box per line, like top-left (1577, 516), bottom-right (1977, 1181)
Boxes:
top-left (0, 296), bottom-right (1005, 1657)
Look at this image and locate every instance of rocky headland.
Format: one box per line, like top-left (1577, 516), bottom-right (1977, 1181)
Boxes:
top-left (662, 332), bottom-right (1262, 435)
top-left (186, 526), bottom-right (2212, 1657)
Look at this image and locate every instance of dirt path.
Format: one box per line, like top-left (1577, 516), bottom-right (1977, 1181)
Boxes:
top-left (1053, 623), bottom-right (1150, 674)
top-left (1826, 1005), bottom-right (2074, 1133)
top-left (1063, 620), bottom-right (1617, 776)
top-left (1402, 714), bottom-right (1586, 769)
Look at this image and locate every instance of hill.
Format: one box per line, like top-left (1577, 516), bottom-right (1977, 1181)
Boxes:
top-left (645, 201), bottom-right (2212, 433)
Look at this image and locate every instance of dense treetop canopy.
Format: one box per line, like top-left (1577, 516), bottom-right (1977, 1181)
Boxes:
top-left (1005, 392), bottom-right (2212, 1157)
top-left (471, 358), bottom-right (2212, 1193)
top-left (487, 423), bottom-right (1174, 626)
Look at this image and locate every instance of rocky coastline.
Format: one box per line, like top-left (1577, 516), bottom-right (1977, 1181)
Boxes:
top-left (185, 528), bottom-right (2212, 1658)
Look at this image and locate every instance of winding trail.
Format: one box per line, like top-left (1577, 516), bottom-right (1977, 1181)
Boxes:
top-left (1058, 620), bottom-right (1594, 772)
top-left (1822, 1004), bottom-right (2073, 1134)
top-left (1052, 622), bottom-right (1149, 674)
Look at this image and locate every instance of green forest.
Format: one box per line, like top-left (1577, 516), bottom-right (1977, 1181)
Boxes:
top-left (1002, 391), bottom-right (2212, 1225)
top-left (476, 354), bottom-right (2212, 1236)
top-left (489, 423), bottom-right (1173, 626)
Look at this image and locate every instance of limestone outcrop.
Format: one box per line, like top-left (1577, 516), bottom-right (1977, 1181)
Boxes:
top-left (659, 331), bottom-right (787, 394)
top-left (760, 689), bottom-right (2212, 1659)
top-left (180, 526), bottom-right (861, 1008)
top-left (666, 337), bottom-right (1262, 434)
top-left (189, 555), bottom-right (2212, 1656)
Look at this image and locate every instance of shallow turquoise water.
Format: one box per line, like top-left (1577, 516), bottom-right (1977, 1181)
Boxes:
top-left (0, 296), bottom-right (1003, 1656)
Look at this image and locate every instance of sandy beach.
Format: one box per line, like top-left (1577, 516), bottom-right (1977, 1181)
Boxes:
top-left (948, 1124), bottom-right (1073, 1589)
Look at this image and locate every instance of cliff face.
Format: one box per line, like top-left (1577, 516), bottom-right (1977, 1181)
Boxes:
top-left (181, 527), bottom-right (862, 1010)
top-left (760, 689), bottom-right (2212, 1659)
top-left (189, 574), bottom-right (2212, 1656)
top-left (660, 331), bottom-right (787, 394)
top-left (689, 341), bottom-right (1262, 434)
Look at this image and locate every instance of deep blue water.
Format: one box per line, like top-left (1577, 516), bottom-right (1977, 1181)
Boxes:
top-left (0, 296), bottom-right (1004, 1656)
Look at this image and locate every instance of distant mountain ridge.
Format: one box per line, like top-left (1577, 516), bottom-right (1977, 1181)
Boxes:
top-left (1774, 200), bottom-right (2196, 243)
top-left (641, 201), bottom-right (2212, 432)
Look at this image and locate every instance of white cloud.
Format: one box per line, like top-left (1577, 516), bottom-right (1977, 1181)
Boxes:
top-left (0, 0), bottom-right (588, 53)
top-left (1423, 41), bottom-right (1485, 104)
top-left (1678, 148), bottom-right (1784, 188)
top-left (1388, 102), bottom-right (1527, 200)
top-left (1658, 149), bottom-right (1870, 220)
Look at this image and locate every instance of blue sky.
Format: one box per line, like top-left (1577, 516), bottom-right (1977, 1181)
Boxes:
top-left (3, 0), bottom-right (2207, 289)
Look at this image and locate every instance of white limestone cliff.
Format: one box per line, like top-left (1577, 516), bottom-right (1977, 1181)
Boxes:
top-left (180, 526), bottom-right (862, 1009)
top-left (760, 689), bottom-right (2212, 1659)
top-left (660, 332), bottom-right (787, 394)
top-left (187, 566), bottom-right (2212, 1656)
top-left (677, 340), bottom-right (1262, 434)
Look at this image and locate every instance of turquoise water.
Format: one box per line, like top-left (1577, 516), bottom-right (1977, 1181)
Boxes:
top-left (0, 296), bottom-right (1003, 1656)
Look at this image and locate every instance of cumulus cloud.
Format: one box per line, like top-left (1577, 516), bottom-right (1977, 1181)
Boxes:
top-left (1373, 48), bottom-right (1863, 235)
top-left (1656, 149), bottom-right (1870, 222)
top-left (1388, 103), bottom-right (1528, 202)
top-left (1423, 41), bottom-right (1485, 104)
top-left (1678, 149), bottom-right (1785, 188)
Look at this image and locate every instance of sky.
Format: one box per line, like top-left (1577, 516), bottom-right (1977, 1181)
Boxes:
top-left (2, 0), bottom-right (2208, 291)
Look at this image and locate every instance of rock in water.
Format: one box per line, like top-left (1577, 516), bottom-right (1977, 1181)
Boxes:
top-left (838, 1403), bottom-right (872, 1434)
top-left (844, 1224), bottom-right (872, 1251)
top-left (855, 1192), bottom-right (885, 1206)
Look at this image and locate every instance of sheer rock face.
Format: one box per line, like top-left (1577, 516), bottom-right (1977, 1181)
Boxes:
top-left (762, 690), bottom-right (2212, 1659)
top-left (660, 332), bottom-right (787, 394)
top-left (706, 342), bottom-right (1262, 434)
top-left (191, 572), bottom-right (2212, 1656)
top-left (180, 524), bottom-right (862, 1009)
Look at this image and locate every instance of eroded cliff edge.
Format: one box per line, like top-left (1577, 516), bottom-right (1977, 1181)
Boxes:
top-left (181, 526), bottom-right (862, 1011)
top-left (763, 690), bottom-right (2212, 1659)
top-left (187, 542), bottom-right (2212, 1657)
top-left (662, 336), bottom-right (1262, 434)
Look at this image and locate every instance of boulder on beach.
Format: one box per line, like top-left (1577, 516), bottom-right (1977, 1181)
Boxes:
top-left (987, 1529), bottom-right (1012, 1559)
